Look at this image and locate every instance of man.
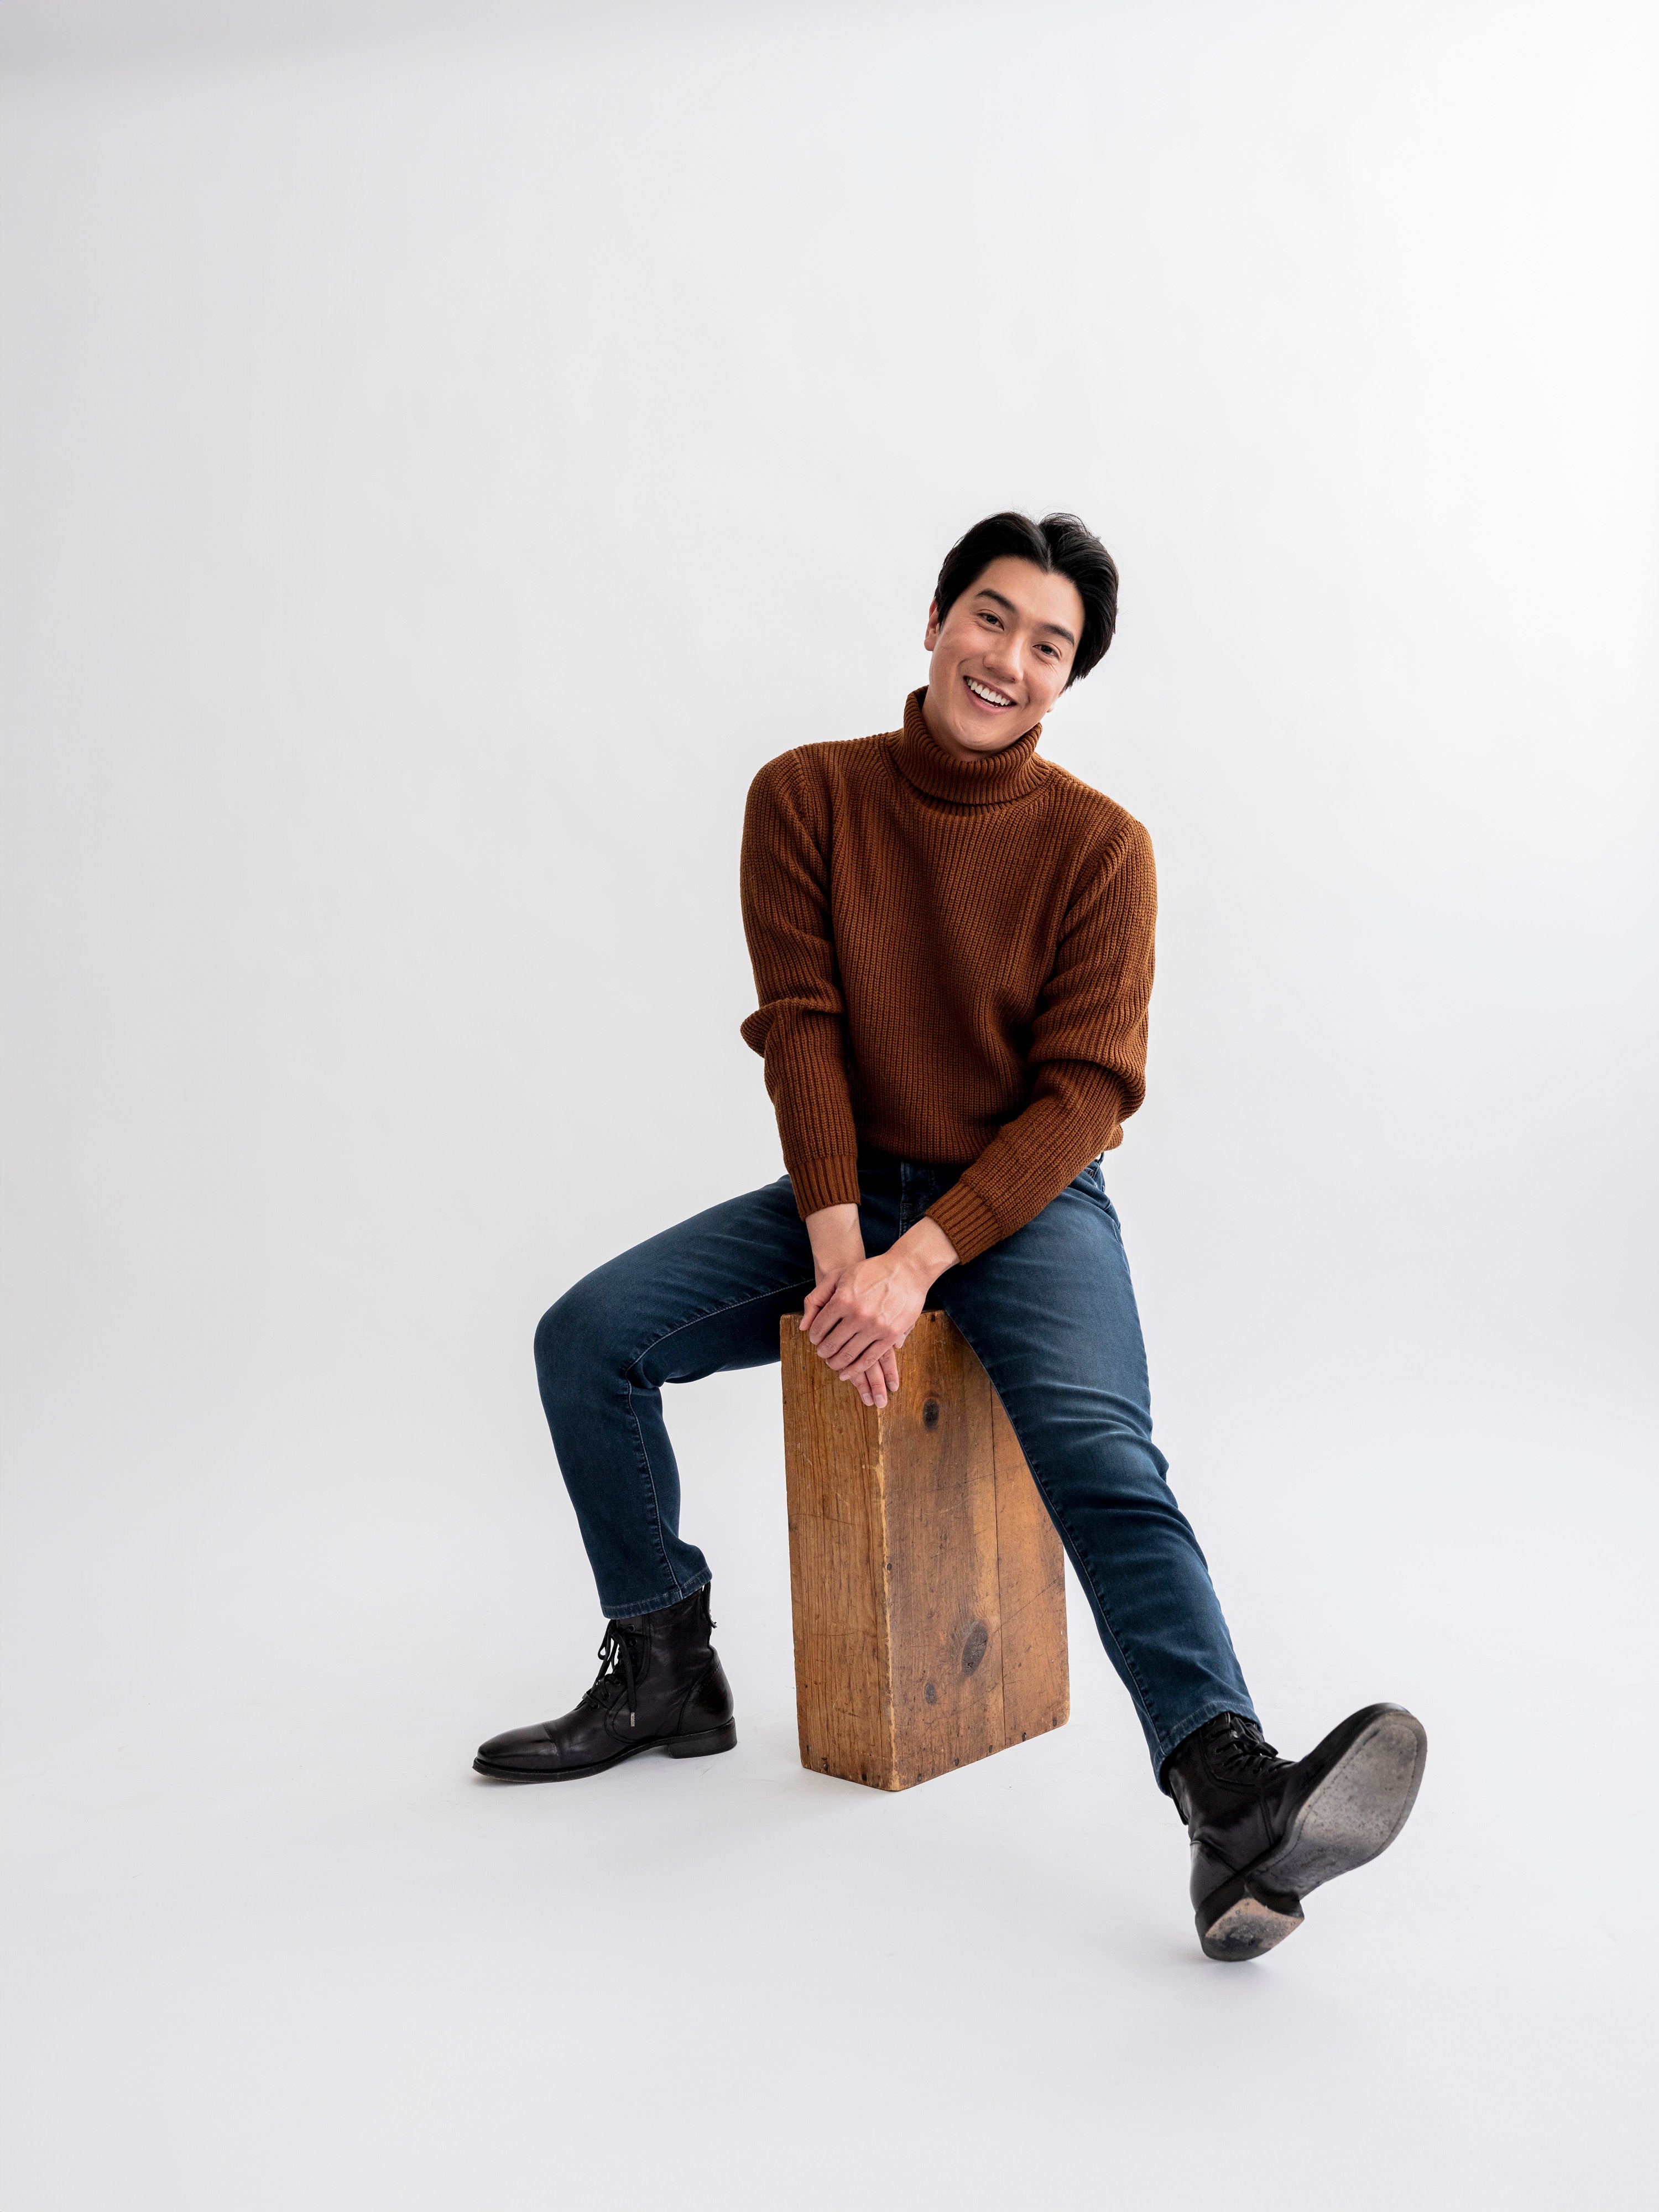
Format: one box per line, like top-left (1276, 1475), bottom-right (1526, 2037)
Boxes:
top-left (475, 512), bottom-right (1426, 1964)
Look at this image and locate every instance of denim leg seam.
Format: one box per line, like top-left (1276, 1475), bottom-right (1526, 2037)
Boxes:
top-left (620, 1378), bottom-right (682, 1598)
top-left (942, 1311), bottom-right (1170, 1747)
top-left (1040, 1492), bottom-right (1165, 1740)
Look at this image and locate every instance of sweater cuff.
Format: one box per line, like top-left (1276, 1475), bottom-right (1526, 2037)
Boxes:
top-left (787, 1154), bottom-right (863, 1218)
top-left (925, 1181), bottom-right (1003, 1269)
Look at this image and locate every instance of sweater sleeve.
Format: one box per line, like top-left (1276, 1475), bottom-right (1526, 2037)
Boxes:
top-left (925, 817), bottom-right (1156, 1266)
top-left (738, 753), bottom-right (863, 1218)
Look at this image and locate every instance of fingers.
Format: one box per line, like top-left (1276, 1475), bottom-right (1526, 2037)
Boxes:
top-left (806, 1286), bottom-right (884, 1353)
top-left (805, 1305), bottom-right (837, 1347)
top-left (825, 1342), bottom-right (903, 1409)
top-left (827, 1324), bottom-right (888, 1374)
top-left (814, 1313), bottom-right (881, 1368)
top-left (837, 1341), bottom-right (902, 1409)
top-left (804, 1271), bottom-right (916, 1380)
top-left (843, 1355), bottom-right (889, 1408)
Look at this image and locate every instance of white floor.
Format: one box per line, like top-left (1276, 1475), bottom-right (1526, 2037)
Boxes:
top-left (3, 1374), bottom-right (1648, 2211)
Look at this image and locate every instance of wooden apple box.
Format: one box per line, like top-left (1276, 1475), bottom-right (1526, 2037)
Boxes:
top-left (780, 1309), bottom-right (1069, 1791)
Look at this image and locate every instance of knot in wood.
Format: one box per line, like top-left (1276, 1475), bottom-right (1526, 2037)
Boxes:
top-left (922, 1398), bottom-right (941, 1429)
top-left (962, 1620), bottom-right (989, 1674)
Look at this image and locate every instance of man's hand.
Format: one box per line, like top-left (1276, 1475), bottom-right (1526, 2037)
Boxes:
top-left (800, 1211), bottom-right (960, 1408)
top-left (801, 1203), bottom-right (895, 1407)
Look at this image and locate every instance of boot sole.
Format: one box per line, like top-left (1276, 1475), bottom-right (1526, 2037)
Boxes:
top-left (473, 1720), bottom-right (737, 1783)
top-left (1257, 1703), bottom-right (1427, 1896)
top-left (1196, 1704), bottom-right (1427, 1963)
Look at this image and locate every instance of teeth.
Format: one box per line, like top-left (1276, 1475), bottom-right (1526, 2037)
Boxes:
top-left (967, 679), bottom-right (1014, 706)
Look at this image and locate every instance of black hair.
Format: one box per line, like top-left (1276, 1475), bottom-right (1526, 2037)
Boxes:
top-left (932, 510), bottom-right (1119, 687)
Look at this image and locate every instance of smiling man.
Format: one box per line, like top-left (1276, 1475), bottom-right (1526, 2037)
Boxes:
top-left (476, 511), bottom-right (1427, 1965)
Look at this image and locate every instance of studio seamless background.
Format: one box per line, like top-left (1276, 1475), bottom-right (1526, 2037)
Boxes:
top-left (2, 4), bottom-right (1655, 2208)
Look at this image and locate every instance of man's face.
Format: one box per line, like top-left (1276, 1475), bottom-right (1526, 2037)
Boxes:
top-left (920, 555), bottom-right (1085, 759)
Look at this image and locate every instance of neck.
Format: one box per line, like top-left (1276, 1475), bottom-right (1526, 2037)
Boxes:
top-left (920, 684), bottom-right (1037, 763)
top-left (888, 690), bottom-right (1048, 807)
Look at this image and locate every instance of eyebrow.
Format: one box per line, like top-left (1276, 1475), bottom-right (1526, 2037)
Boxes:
top-left (973, 586), bottom-right (1077, 650)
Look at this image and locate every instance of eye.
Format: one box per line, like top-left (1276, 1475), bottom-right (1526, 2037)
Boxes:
top-left (978, 610), bottom-right (1003, 628)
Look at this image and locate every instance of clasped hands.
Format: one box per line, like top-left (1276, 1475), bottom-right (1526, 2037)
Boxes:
top-left (800, 1203), bottom-right (960, 1409)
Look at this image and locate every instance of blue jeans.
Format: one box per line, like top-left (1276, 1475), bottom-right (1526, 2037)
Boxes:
top-left (534, 1156), bottom-right (1256, 1781)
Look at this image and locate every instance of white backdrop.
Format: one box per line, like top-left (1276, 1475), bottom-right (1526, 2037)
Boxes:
top-left (3, 4), bottom-right (1655, 2207)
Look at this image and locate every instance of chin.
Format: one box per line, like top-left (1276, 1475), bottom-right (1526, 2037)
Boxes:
top-left (954, 709), bottom-right (1022, 752)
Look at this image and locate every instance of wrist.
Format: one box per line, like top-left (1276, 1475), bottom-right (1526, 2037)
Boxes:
top-left (805, 1202), bottom-right (863, 1281)
top-left (894, 1216), bottom-right (959, 1290)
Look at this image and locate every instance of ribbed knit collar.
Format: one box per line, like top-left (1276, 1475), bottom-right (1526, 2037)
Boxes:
top-left (886, 687), bottom-right (1048, 807)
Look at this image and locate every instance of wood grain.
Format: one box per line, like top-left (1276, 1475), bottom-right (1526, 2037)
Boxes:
top-left (780, 1317), bottom-right (890, 1788)
top-left (780, 1309), bottom-right (1068, 1791)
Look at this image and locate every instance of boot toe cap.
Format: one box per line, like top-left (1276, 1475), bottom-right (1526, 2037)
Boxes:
top-left (474, 1721), bottom-right (561, 1773)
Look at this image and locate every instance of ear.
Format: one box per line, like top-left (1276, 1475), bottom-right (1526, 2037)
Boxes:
top-left (924, 598), bottom-right (941, 652)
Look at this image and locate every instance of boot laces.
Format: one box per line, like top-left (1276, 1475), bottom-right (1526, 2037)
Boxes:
top-left (1206, 1712), bottom-right (1281, 1782)
top-left (581, 1623), bottom-right (641, 1727)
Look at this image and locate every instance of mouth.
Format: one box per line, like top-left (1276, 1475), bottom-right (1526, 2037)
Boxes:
top-left (963, 676), bottom-right (1017, 711)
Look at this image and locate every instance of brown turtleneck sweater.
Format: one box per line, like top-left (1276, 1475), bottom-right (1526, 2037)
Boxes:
top-left (739, 688), bottom-right (1156, 1267)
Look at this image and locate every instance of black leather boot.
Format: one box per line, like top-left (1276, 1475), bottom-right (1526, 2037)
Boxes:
top-left (1164, 1704), bottom-right (1427, 1962)
top-left (473, 1585), bottom-right (737, 1782)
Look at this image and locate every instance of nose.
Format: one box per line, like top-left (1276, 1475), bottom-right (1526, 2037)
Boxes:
top-left (982, 630), bottom-right (1021, 685)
